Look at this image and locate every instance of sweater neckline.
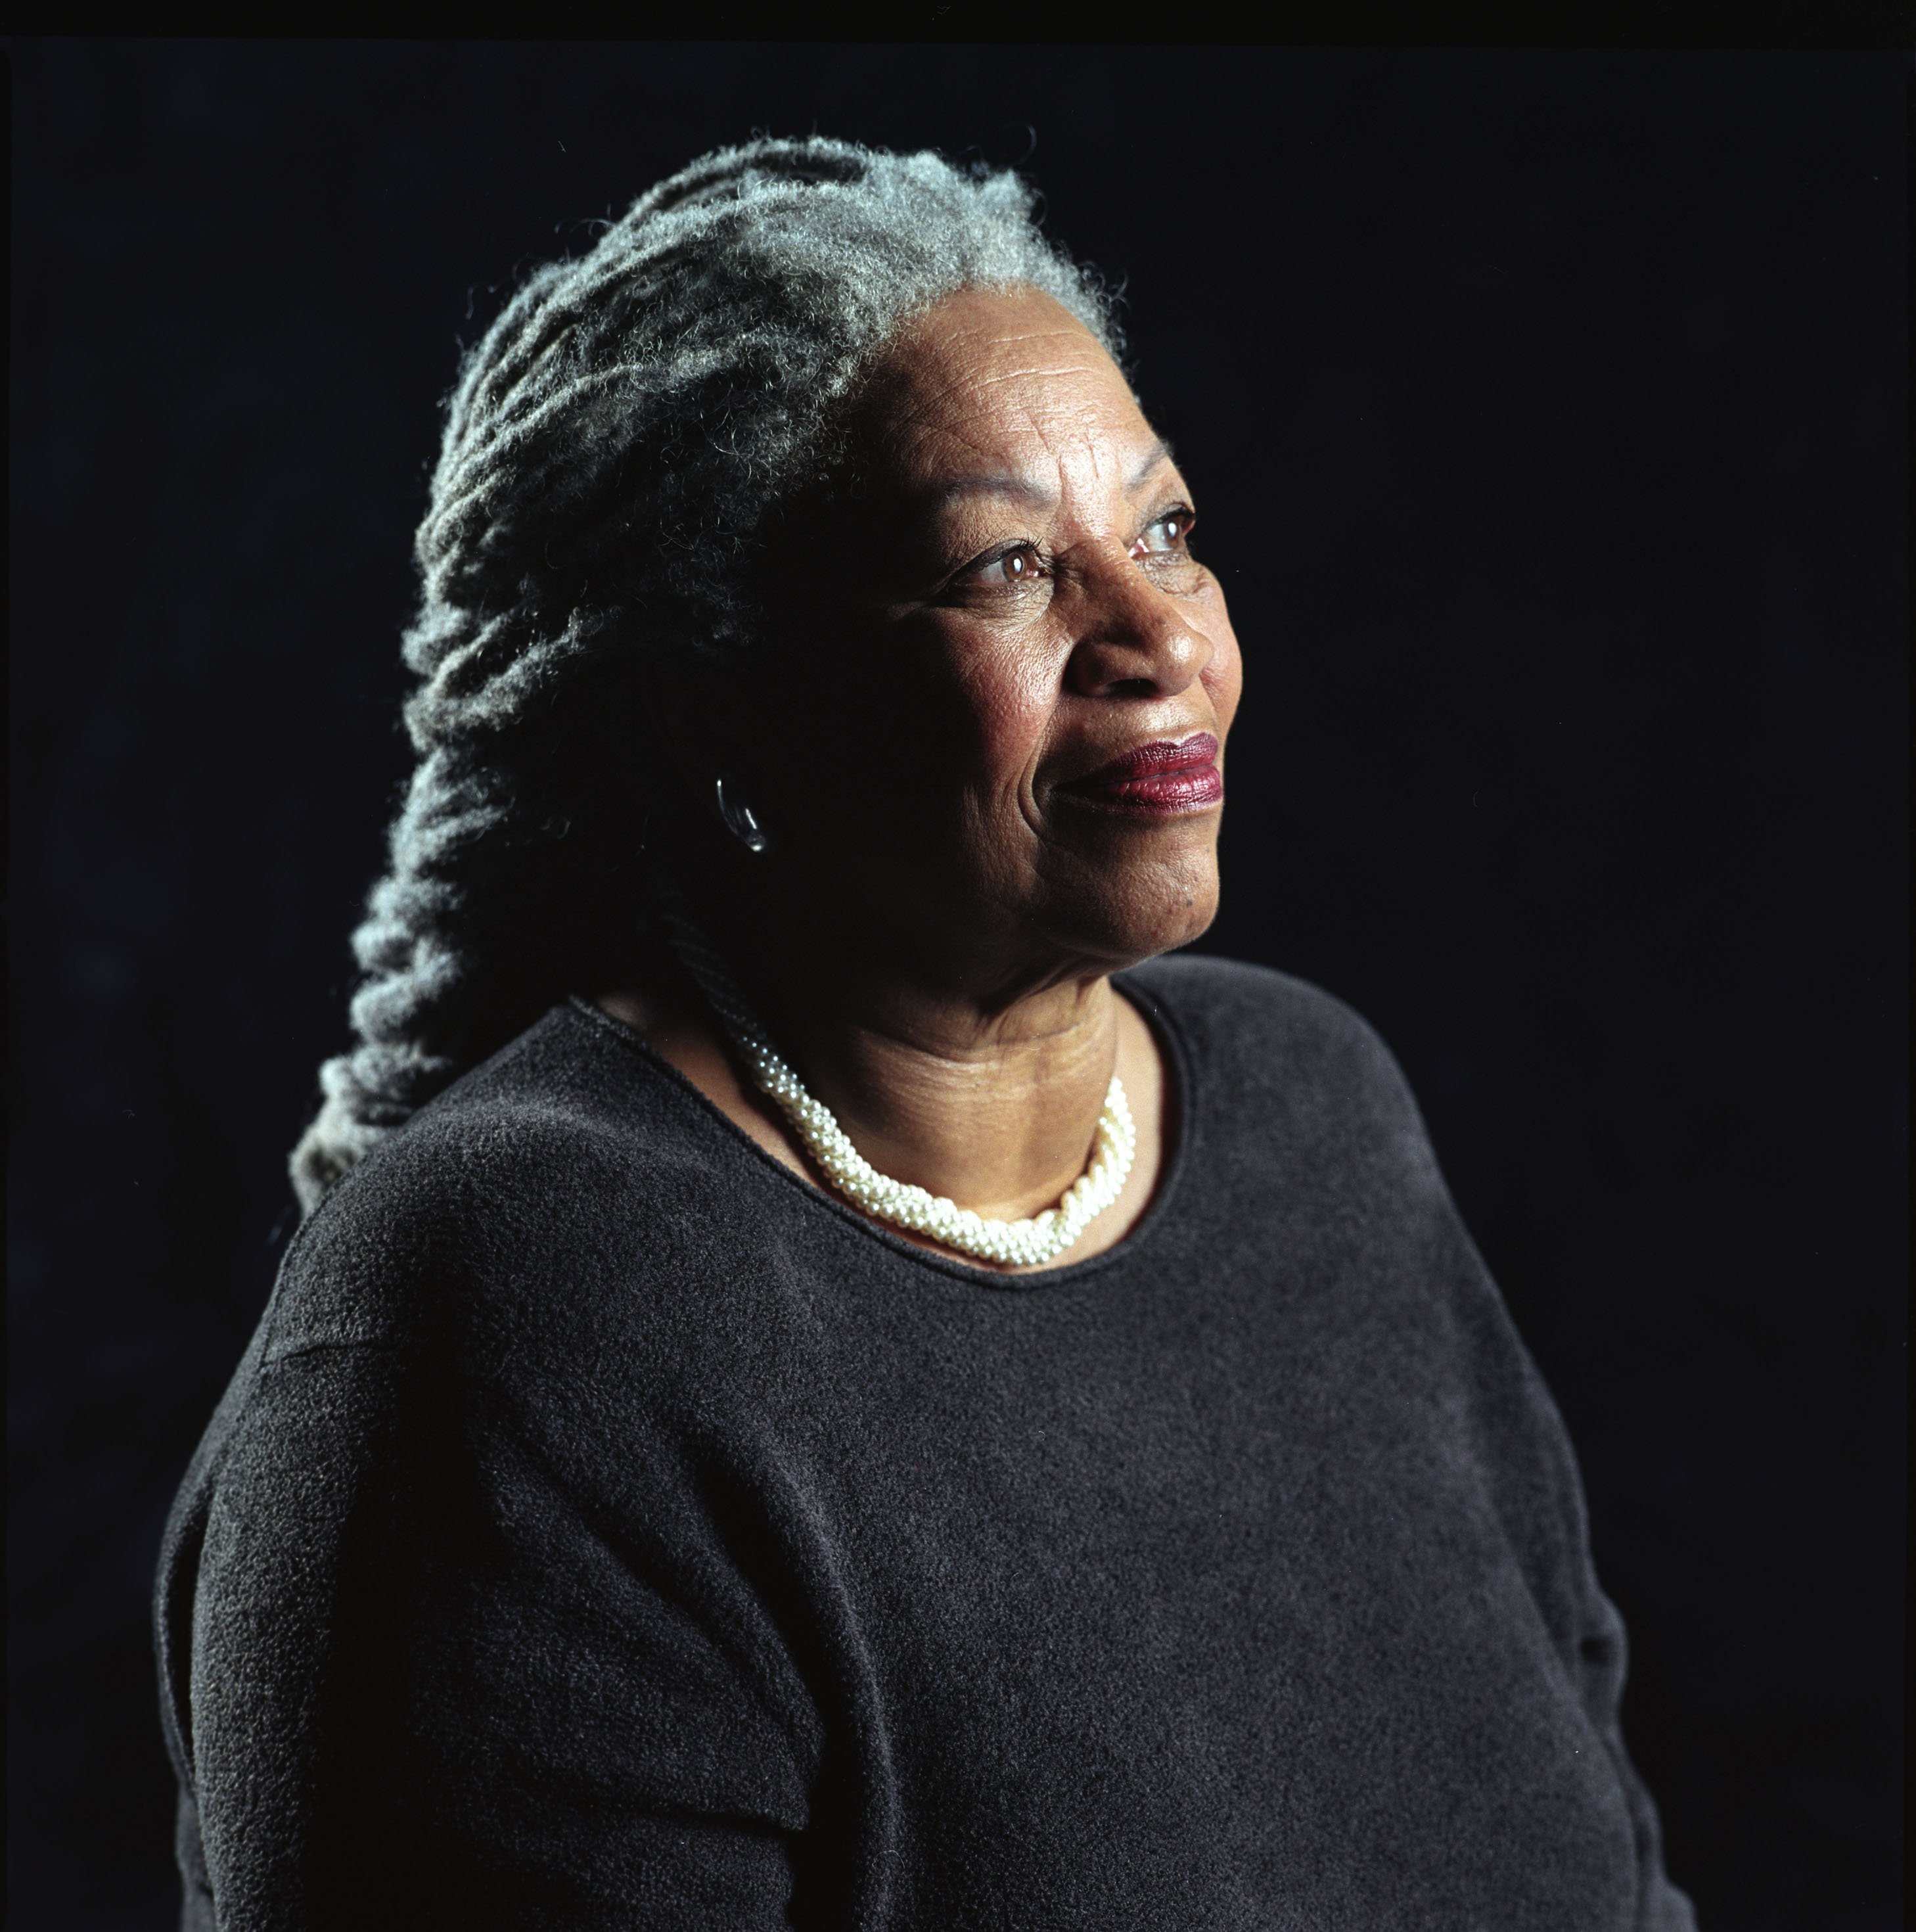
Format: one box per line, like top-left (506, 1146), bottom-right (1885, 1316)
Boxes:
top-left (565, 965), bottom-right (1197, 1292)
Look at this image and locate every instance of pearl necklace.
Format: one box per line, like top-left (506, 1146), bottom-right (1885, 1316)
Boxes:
top-left (656, 892), bottom-right (1136, 1269)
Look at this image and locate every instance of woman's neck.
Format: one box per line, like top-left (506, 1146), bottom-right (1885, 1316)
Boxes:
top-left (594, 917), bottom-right (1168, 1271)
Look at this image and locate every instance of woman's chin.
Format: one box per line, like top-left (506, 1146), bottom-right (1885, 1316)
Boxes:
top-left (1048, 850), bottom-right (1223, 969)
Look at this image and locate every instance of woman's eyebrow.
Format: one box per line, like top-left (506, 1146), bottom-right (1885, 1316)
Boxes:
top-left (1128, 437), bottom-right (1176, 492)
top-left (923, 438), bottom-right (1179, 513)
top-left (928, 472), bottom-right (1057, 511)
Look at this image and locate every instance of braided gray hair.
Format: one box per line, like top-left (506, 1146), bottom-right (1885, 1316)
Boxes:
top-left (290, 137), bottom-right (1121, 1213)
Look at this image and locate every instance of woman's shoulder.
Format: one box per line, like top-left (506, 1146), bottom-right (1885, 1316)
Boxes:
top-left (1124, 950), bottom-right (1369, 1034)
top-left (1122, 951), bottom-right (1420, 1125)
top-left (164, 1001), bottom-right (760, 1613)
top-left (260, 1000), bottom-right (729, 1361)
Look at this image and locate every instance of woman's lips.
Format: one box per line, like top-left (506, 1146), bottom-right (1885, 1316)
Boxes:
top-left (1061, 732), bottom-right (1223, 817)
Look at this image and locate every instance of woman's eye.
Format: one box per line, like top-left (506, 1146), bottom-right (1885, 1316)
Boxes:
top-left (1131, 511), bottom-right (1197, 561)
top-left (963, 543), bottom-right (1045, 588)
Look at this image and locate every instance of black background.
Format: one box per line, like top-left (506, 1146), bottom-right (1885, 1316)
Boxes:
top-left (7, 38), bottom-right (1906, 1931)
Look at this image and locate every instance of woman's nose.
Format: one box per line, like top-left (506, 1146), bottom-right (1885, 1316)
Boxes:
top-left (1062, 556), bottom-right (1214, 701)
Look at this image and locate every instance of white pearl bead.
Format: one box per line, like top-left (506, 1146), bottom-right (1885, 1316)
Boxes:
top-left (658, 894), bottom-right (1137, 1267)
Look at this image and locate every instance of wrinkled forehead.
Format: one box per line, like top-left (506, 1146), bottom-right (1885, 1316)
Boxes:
top-left (859, 284), bottom-right (1148, 490)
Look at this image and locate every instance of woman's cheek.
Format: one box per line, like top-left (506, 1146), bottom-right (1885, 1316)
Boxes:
top-left (938, 625), bottom-right (1050, 765)
top-left (1200, 613), bottom-right (1243, 737)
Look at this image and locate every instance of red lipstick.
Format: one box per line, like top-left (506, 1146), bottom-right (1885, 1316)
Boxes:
top-left (1062, 733), bottom-right (1223, 817)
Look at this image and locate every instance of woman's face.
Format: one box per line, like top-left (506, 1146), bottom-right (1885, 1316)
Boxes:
top-left (733, 282), bottom-right (1243, 998)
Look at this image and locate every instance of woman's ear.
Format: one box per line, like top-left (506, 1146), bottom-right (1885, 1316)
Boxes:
top-left (643, 660), bottom-right (720, 800)
top-left (642, 658), bottom-right (774, 848)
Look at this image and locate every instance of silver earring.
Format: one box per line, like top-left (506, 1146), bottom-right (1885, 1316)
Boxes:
top-left (714, 774), bottom-right (770, 854)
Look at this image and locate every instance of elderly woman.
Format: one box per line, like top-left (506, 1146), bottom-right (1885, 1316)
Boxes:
top-left (155, 139), bottom-right (1694, 1930)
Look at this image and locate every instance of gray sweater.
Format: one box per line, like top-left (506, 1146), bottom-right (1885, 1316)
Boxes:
top-left (155, 955), bottom-right (1696, 1930)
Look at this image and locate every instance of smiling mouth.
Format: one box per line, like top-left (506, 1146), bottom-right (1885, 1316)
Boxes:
top-left (1060, 732), bottom-right (1223, 817)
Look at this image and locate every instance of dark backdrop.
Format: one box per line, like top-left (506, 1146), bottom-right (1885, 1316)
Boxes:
top-left (7, 39), bottom-right (1905, 1932)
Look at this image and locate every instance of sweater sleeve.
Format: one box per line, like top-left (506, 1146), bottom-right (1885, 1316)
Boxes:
top-left (177, 1335), bottom-right (817, 1932)
top-left (1321, 984), bottom-right (1699, 1932)
top-left (1572, 1582), bottom-right (1699, 1932)
top-left (1440, 1220), bottom-right (1699, 1932)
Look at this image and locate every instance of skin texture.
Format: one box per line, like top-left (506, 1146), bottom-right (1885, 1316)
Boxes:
top-left (599, 284), bottom-right (1242, 1270)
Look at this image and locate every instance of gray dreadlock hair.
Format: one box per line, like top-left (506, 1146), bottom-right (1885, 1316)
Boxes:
top-left (290, 137), bottom-right (1122, 1214)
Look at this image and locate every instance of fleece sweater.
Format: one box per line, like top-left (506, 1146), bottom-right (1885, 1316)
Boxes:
top-left (154, 954), bottom-right (1696, 1931)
